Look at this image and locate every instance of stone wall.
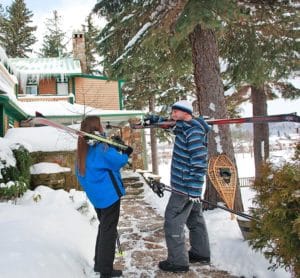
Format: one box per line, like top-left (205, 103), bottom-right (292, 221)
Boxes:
top-left (29, 134), bottom-right (146, 191)
top-left (30, 150), bottom-right (82, 191)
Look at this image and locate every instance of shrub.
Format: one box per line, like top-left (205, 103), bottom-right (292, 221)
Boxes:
top-left (248, 149), bottom-right (300, 277)
top-left (0, 144), bottom-right (31, 200)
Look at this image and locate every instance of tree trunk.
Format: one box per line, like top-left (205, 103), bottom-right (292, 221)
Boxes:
top-left (149, 96), bottom-right (159, 174)
top-left (189, 24), bottom-right (244, 212)
top-left (251, 86), bottom-right (269, 178)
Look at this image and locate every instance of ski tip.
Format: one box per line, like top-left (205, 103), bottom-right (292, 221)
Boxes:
top-left (35, 111), bottom-right (45, 118)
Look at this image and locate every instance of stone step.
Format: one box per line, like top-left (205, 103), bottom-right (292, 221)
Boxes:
top-left (123, 181), bottom-right (144, 188)
top-left (122, 176), bottom-right (141, 183)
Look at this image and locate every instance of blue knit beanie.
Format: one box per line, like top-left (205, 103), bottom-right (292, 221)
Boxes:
top-left (171, 100), bottom-right (193, 115)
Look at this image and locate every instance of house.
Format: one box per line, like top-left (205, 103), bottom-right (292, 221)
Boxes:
top-left (8, 32), bottom-right (124, 111)
top-left (0, 31), bottom-right (144, 128)
top-left (0, 47), bottom-right (28, 136)
top-left (0, 32), bottom-right (146, 172)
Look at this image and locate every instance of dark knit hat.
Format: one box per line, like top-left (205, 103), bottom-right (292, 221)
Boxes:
top-left (171, 100), bottom-right (193, 115)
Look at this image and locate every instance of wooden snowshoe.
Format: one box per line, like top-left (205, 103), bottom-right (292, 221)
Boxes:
top-left (208, 154), bottom-right (237, 218)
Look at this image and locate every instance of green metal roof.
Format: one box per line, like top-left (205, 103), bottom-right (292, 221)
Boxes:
top-left (8, 57), bottom-right (82, 75)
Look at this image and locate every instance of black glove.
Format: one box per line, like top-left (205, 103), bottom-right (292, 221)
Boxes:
top-left (111, 135), bottom-right (124, 145)
top-left (150, 179), bottom-right (165, 197)
top-left (111, 135), bottom-right (125, 152)
top-left (122, 145), bottom-right (133, 157)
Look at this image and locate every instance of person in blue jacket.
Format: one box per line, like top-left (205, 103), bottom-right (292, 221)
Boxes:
top-left (158, 100), bottom-right (211, 273)
top-left (76, 116), bottom-right (132, 278)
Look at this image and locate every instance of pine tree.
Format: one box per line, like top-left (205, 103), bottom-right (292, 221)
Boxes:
top-left (82, 14), bottom-right (100, 74)
top-left (0, 4), bottom-right (4, 30)
top-left (40, 10), bottom-right (68, 57)
top-left (0, 0), bottom-right (36, 57)
top-left (249, 158), bottom-right (300, 277)
top-left (220, 1), bottom-right (299, 177)
top-left (93, 0), bottom-right (245, 210)
top-left (93, 1), bottom-right (195, 174)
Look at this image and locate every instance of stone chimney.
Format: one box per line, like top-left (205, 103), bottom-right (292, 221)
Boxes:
top-left (72, 31), bottom-right (87, 73)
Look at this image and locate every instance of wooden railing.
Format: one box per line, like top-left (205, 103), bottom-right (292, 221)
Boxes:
top-left (239, 177), bottom-right (255, 187)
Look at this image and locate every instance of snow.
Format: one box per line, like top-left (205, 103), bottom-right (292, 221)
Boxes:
top-left (4, 126), bottom-right (77, 152)
top-left (0, 138), bottom-right (17, 179)
top-left (17, 101), bottom-right (144, 119)
top-left (0, 128), bottom-right (294, 278)
top-left (30, 163), bottom-right (71, 175)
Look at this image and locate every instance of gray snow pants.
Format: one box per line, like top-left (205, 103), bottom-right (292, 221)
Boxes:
top-left (164, 192), bottom-right (210, 266)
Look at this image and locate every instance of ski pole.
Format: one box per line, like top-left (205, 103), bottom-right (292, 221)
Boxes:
top-left (139, 172), bottom-right (256, 221)
top-left (116, 231), bottom-right (123, 256)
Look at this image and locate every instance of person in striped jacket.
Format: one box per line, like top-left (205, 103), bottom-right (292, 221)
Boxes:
top-left (159, 100), bottom-right (211, 273)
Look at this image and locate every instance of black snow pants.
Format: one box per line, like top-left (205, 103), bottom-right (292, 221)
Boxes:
top-left (94, 200), bottom-right (120, 274)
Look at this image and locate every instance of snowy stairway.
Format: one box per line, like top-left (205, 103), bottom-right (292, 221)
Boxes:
top-left (122, 174), bottom-right (144, 199)
top-left (114, 171), bottom-right (238, 277)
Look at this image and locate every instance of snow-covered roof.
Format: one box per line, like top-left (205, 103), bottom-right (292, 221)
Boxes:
top-left (18, 101), bottom-right (144, 124)
top-left (8, 57), bottom-right (82, 75)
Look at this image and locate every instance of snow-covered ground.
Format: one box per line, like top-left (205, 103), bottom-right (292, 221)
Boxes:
top-left (0, 127), bottom-right (296, 278)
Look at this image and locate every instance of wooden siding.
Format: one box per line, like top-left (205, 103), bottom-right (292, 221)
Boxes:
top-left (39, 78), bottom-right (56, 95)
top-left (75, 77), bottom-right (120, 110)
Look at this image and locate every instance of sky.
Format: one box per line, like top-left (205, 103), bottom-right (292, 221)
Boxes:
top-left (1, 0), bottom-right (105, 53)
top-left (1, 124), bottom-right (297, 277)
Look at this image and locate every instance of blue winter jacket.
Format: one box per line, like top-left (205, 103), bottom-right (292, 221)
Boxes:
top-left (171, 117), bottom-right (210, 197)
top-left (76, 143), bottom-right (129, 209)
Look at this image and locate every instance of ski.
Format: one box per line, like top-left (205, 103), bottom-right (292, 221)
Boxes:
top-left (29, 113), bottom-right (128, 150)
top-left (130, 113), bottom-right (300, 129)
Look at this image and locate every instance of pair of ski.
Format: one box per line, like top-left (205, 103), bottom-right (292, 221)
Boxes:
top-left (130, 112), bottom-right (300, 129)
top-left (29, 112), bottom-right (299, 149)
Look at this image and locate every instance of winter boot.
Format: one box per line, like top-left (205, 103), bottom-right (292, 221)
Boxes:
top-left (100, 269), bottom-right (122, 277)
top-left (158, 260), bottom-right (189, 273)
top-left (188, 251), bottom-right (210, 264)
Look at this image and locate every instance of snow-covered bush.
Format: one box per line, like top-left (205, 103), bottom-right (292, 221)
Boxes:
top-left (0, 142), bottom-right (31, 201)
top-left (248, 143), bottom-right (300, 277)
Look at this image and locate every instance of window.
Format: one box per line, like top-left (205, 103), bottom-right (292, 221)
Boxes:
top-left (56, 76), bottom-right (69, 96)
top-left (26, 85), bottom-right (38, 95)
top-left (26, 76), bottom-right (38, 95)
top-left (57, 83), bottom-right (68, 95)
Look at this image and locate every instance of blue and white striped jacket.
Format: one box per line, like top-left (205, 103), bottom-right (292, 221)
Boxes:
top-left (170, 117), bottom-right (210, 197)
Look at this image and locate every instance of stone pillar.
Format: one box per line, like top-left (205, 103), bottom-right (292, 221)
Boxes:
top-left (122, 126), bottom-right (145, 171)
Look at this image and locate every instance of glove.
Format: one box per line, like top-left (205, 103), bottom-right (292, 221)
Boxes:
top-left (188, 196), bottom-right (201, 203)
top-left (122, 145), bottom-right (133, 157)
top-left (111, 135), bottom-right (125, 152)
top-left (111, 135), bottom-right (124, 145)
top-left (144, 114), bottom-right (167, 126)
top-left (150, 179), bottom-right (165, 197)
